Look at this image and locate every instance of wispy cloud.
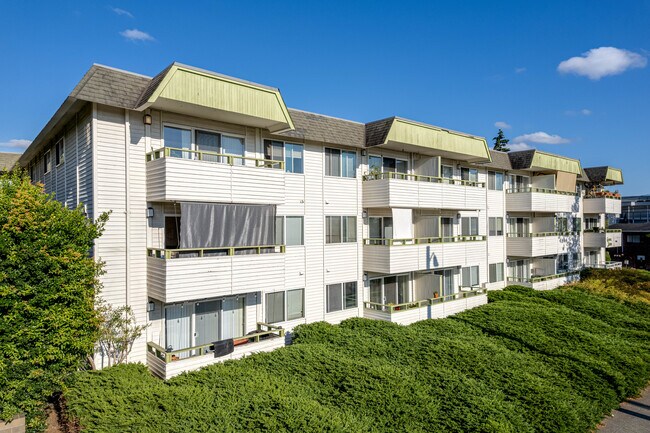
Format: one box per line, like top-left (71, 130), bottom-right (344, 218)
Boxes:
top-left (565, 108), bottom-right (592, 117)
top-left (515, 67), bottom-right (526, 74)
top-left (494, 121), bottom-right (512, 129)
top-left (0, 139), bottom-right (31, 149)
top-left (120, 29), bottom-right (154, 42)
top-left (111, 7), bottom-right (134, 18)
top-left (513, 131), bottom-right (570, 145)
top-left (508, 143), bottom-right (534, 151)
top-left (558, 47), bottom-right (647, 80)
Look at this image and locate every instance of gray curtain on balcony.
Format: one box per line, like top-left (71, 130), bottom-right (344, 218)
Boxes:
top-left (179, 203), bottom-right (276, 249)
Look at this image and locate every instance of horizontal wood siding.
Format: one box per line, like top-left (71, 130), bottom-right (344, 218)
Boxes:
top-left (507, 192), bottom-right (580, 213)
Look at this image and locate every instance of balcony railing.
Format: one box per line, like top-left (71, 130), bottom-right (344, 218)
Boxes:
top-left (507, 269), bottom-right (581, 284)
top-left (147, 322), bottom-right (285, 363)
top-left (506, 231), bottom-right (579, 238)
top-left (362, 171), bottom-right (485, 188)
top-left (506, 187), bottom-right (578, 196)
top-left (586, 261), bottom-right (623, 269)
top-left (146, 147), bottom-right (284, 169)
top-left (363, 287), bottom-right (486, 313)
top-left (583, 228), bottom-right (622, 233)
top-left (364, 235), bottom-right (486, 246)
top-left (148, 245), bottom-right (285, 259)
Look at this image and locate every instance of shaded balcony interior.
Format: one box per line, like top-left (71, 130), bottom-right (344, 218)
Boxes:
top-left (506, 213), bottom-right (581, 237)
top-left (507, 172), bottom-right (578, 195)
top-left (507, 253), bottom-right (581, 285)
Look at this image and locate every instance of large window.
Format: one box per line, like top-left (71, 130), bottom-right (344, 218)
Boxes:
top-left (55, 139), bottom-right (64, 166)
top-left (326, 216), bottom-right (357, 243)
top-left (627, 235), bottom-right (641, 243)
top-left (488, 171), bottom-right (503, 190)
top-left (264, 140), bottom-right (304, 173)
top-left (461, 167), bottom-right (478, 183)
top-left (326, 281), bottom-right (357, 313)
top-left (165, 125), bottom-right (245, 163)
top-left (369, 155), bottom-right (408, 175)
top-left (266, 289), bottom-right (305, 323)
top-left (461, 217), bottom-right (479, 236)
top-left (325, 148), bottom-right (356, 178)
top-left (221, 135), bottom-right (245, 165)
top-left (266, 292), bottom-right (285, 324)
top-left (489, 217), bottom-right (503, 236)
top-left (164, 126), bottom-right (192, 158)
top-left (489, 263), bottom-right (504, 283)
top-left (461, 266), bottom-right (480, 287)
top-left (275, 216), bottom-right (304, 246)
top-left (369, 275), bottom-right (409, 305)
top-left (196, 130), bottom-right (221, 162)
top-left (441, 165), bottom-right (454, 181)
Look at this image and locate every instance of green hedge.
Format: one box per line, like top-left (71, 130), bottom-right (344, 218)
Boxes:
top-left (65, 279), bottom-right (650, 433)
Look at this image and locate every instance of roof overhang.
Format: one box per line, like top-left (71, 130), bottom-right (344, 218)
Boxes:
top-left (527, 150), bottom-right (582, 175)
top-left (584, 166), bottom-right (624, 185)
top-left (138, 65), bottom-right (294, 133)
top-left (604, 167), bottom-right (624, 184)
top-left (369, 118), bottom-right (492, 163)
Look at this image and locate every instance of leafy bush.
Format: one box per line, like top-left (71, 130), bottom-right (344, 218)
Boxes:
top-left (65, 270), bottom-right (650, 433)
top-left (0, 171), bottom-right (106, 431)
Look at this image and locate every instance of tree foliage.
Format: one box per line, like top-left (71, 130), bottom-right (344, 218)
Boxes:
top-left (0, 170), bottom-right (106, 431)
top-left (95, 301), bottom-right (147, 368)
top-left (492, 129), bottom-right (510, 152)
top-left (65, 270), bottom-right (650, 433)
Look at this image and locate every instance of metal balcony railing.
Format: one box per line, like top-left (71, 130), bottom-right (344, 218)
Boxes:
top-left (146, 147), bottom-right (284, 170)
top-left (363, 287), bottom-right (486, 313)
top-left (362, 171), bottom-right (485, 188)
top-left (506, 187), bottom-right (578, 196)
top-left (363, 235), bottom-right (486, 246)
top-left (148, 245), bottom-right (285, 259)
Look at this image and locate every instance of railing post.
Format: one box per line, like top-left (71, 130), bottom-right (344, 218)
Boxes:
top-left (164, 147), bottom-right (170, 157)
top-left (228, 156), bottom-right (234, 166)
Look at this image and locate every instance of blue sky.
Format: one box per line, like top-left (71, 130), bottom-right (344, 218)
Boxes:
top-left (0, 1), bottom-right (648, 194)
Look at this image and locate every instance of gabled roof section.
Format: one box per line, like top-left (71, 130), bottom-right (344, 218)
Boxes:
top-left (275, 109), bottom-right (365, 147)
top-left (0, 152), bottom-right (21, 171)
top-left (481, 149), bottom-right (512, 170)
top-left (136, 63), bottom-right (294, 133)
top-left (583, 166), bottom-right (624, 185)
top-left (508, 149), bottom-right (582, 175)
top-left (365, 117), bottom-right (491, 163)
top-left (71, 64), bottom-right (151, 109)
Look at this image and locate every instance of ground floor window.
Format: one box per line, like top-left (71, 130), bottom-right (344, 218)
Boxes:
top-left (369, 274), bottom-right (409, 305)
top-left (461, 265), bottom-right (480, 287)
top-left (489, 263), bottom-right (504, 283)
top-left (326, 281), bottom-right (358, 312)
top-left (266, 288), bottom-right (305, 323)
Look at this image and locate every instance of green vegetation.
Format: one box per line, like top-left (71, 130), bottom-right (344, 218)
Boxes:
top-left (0, 171), bottom-right (106, 432)
top-left (65, 270), bottom-right (650, 433)
top-left (577, 267), bottom-right (650, 304)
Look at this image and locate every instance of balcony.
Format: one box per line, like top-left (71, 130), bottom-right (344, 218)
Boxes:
top-left (363, 236), bottom-right (487, 274)
top-left (586, 261), bottom-right (623, 270)
top-left (507, 270), bottom-right (580, 291)
top-left (362, 172), bottom-right (486, 210)
top-left (506, 187), bottom-right (579, 213)
top-left (583, 229), bottom-right (622, 248)
top-left (583, 196), bottom-right (622, 214)
top-left (147, 323), bottom-right (286, 379)
top-left (506, 232), bottom-right (579, 257)
top-left (147, 245), bottom-right (285, 303)
top-left (363, 288), bottom-right (487, 325)
top-left (146, 148), bottom-right (285, 204)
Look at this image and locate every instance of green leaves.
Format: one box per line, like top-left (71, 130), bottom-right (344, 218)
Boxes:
top-left (0, 170), bottom-right (104, 431)
top-left (64, 270), bottom-right (650, 433)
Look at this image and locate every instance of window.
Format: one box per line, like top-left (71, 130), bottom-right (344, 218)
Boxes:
top-left (326, 216), bottom-right (356, 243)
top-left (266, 292), bottom-right (285, 324)
top-left (286, 216), bottom-right (304, 246)
top-left (221, 135), bottom-right (245, 165)
top-left (287, 289), bottom-right (305, 320)
top-left (441, 165), bottom-right (453, 180)
top-left (275, 216), bottom-right (284, 246)
top-left (461, 167), bottom-right (478, 183)
top-left (55, 139), bottom-right (64, 165)
top-left (557, 254), bottom-right (569, 273)
top-left (573, 217), bottom-right (581, 232)
top-left (370, 275), bottom-right (409, 305)
top-left (627, 235), bottom-right (641, 243)
top-left (556, 216), bottom-right (568, 232)
top-left (462, 266), bottom-right (480, 287)
top-left (508, 175), bottom-right (529, 191)
top-left (325, 148), bottom-right (356, 178)
top-left (196, 130), bottom-right (221, 162)
top-left (461, 217), bottom-right (479, 236)
top-left (165, 216), bottom-right (181, 249)
top-left (489, 263), bottom-right (504, 283)
top-left (29, 164), bottom-right (35, 181)
top-left (164, 126), bottom-right (192, 158)
top-left (369, 155), bottom-right (382, 173)
top-left (326, 282), bottom-right (358, 312)
top-left (489, 217), bottom-right (503, 236)
top-left (488, 171), bottom-right (503, 190)
top-left (285, 143), bottom-right (304, 174)
top-left (264, 140), bottom-right (284, 166)
top-left (43, 151), bottom-right (51, 174)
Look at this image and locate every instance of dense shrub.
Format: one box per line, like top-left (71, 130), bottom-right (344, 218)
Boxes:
top-left (65, 271), bottom-right (650, 433)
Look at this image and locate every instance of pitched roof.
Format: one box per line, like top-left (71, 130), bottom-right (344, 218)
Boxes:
top-left (0, 152), bottom-right (20, 171)
top-left (578, 169), bottom-right (590, 182)
top-left (365, 117), bottom-right (395, 147)
top-left (508, 149), bottom-right (536, 170)
top-left (276, 109), bottom-right (365, 147)
top-left (481, 150), bottom-right (512, 170)
top-left (71, 64), bottom-right (151, 109)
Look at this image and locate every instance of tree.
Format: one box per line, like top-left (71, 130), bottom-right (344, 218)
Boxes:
top-left (492, 129), bottom-right (510, 152)
top-left (0, 170), bottom-right (107, 431)
top-left (95, 301), bottom-right (147, 368)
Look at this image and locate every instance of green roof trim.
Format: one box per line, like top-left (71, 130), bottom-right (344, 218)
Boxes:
top-left (583, 166), bottom-right (624, 185)
top-left (141, 64), bottom-right (294, 133)
top-left (529, 150), bottom-right (582, 175)
top-left (605, 167), bottom-right (624, 183)
top-left (377, 118), bottom-right (491, 162)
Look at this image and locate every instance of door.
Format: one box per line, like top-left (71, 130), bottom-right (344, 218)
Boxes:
top-left (384, 276), bottom-right (398, 304)
top-left (221, 297), bottom-right (245, 340)
top-left (165, 303), bottom-right (191, 355)
top-left (441, 217), bottom-right (453, 240)
top-left (194, 300), bottom-right (221, 353)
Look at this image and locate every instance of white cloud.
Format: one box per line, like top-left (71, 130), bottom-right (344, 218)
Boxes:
top-left (120, 29), bottom-right (154, 42)
top-left (0, 139), bottom-right (31, 149)
top-left (515, 67), bottom-right (526, 74)
top-left (111, 7), bottom-right (134, 18)
top-left (494, 121), bottom-right (512, 129)
top-left (557, 47), bottom-right (647, 80)
top-left (565, 108), bottom-right (592, 116)
top-left (508, 143), bottom-right (533, 151)
top-left (513, 131), bottom-right (570, 145)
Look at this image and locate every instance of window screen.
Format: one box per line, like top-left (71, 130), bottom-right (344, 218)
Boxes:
top-left (344, 282), bottom-right (358, 309)
top-left (287, 289), bottom-right (304, 320)
top-left (286, 216), bottom-right (304, 246)
top-left (266, 292), bottom-right (285, 324)
top-left (325, 148), bottom-right (341, 176)
top-left (326, 283), bottom-right (343, 312)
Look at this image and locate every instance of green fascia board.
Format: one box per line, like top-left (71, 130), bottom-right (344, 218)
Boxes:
top-left (144, 65), bottom-right (294, 132)
top-left (606, 167), bottom-right (624, 183)
top-left (384, 118), bottom-right (492, 162)
top-left (529, 150), bottom-right (582, 175)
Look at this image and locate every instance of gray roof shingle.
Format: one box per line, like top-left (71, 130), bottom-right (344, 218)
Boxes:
top-left (0, 152), bottom-right (21, 171)
top-left (583, 166), bottom-right (609, 183)
top-left (482, 150), bottom-right (512, 170)
top-left (508, 149), bottom-right (537, 170)
top-left (276, 109), bottom-right (365, 147)
top-left (365, 117), bottom-right (395, 147)
top-left (71, 64), bottom-right (151, 109)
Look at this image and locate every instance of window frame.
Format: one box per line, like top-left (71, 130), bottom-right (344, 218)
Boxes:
top-left (461, 216), bottom-right (479, 236)
top-left (265, 291), bottom-right (285, 324)
top-left (489, 217), bottom-right (504, 236)
top-left (162, 122), bottom-right (246, 163)
top-left (55, 138), bottom-right (64, 166)
top-left (489, 263), bottom-right (504, 283)
top-left (461, 265), bottom-right (480, 287)
top-left (488, 171), bottom-right (504, 190)
top-left (43, 150), bottom-right (51, 174)
top-left (326, 216), bottom-right (357, 244)
top-left (326, 281), bottom-right (358, 313)
top-left (287, 288), bottom-right (305, 320)
top-left (460, 167), bottom-right (479, 182)
top-left (325, 147), bottom-right (357, 178)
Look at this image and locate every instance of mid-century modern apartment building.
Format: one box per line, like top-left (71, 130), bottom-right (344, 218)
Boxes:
top-left (18, 63), bottom-right (623, 378)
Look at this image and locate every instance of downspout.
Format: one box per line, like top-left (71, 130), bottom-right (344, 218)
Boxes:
top-left (124, 109), bottom-right (131, 313)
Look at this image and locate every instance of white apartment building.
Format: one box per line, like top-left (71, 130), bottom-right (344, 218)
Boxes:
top-left (18, 63), bottom-right (623, 378)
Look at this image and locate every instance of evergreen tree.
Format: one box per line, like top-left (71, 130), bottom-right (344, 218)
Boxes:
top-left (492, 129), bottom-right (511, 152)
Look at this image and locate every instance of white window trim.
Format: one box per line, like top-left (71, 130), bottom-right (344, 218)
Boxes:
top-left (324, 147), bottom-right (358, 179)
top-left (162, 122), bottom-right (246, 153)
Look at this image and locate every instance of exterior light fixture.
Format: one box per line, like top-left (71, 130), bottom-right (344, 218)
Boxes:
top-left (362, 209), bottom-right (368, 219)
top-left (143, 114), bottom-right (153, 125)
top-left (147, 207), bottom-right (155, 218)
top-left (147, 301), bottom-right (155, 312)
